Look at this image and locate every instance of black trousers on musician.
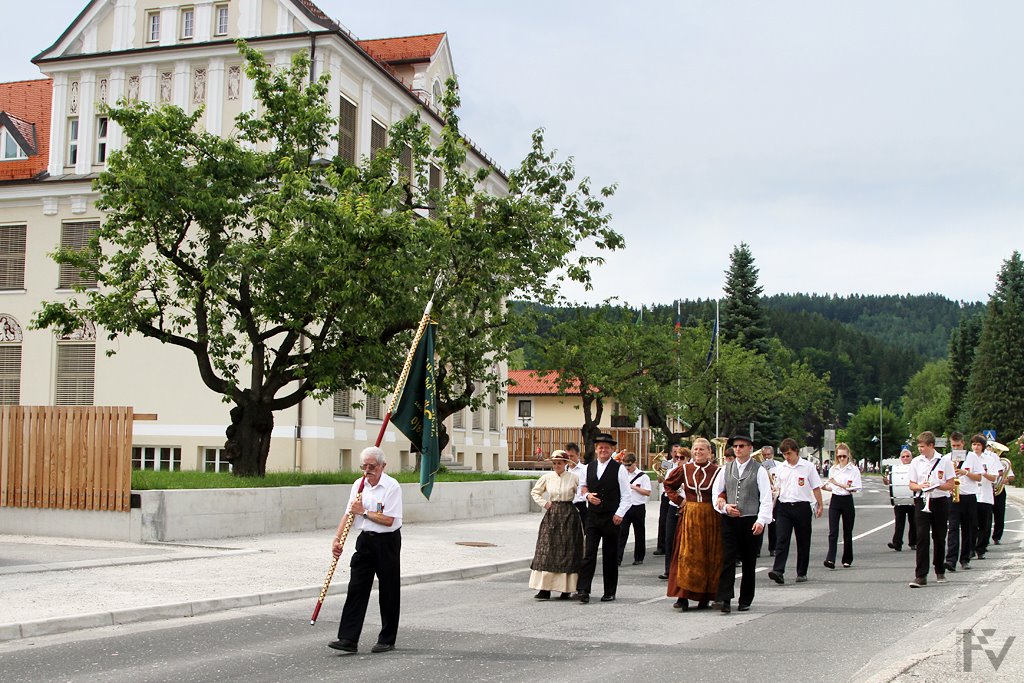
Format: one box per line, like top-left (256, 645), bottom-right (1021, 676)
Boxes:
top-left (617, 503), bottom-right (646, 564)
top-left (892, 504), bottom-right (917, 549)
top-left (772, 501), bottom-right (813, 577)
top-left (993, 491), bottom-right (1008, 542)
top-left (717, 515), bottom-right (759, 606)
top-left (663, 505), bottom-right (680, 574)
top-left (945, 493), bottom-right (977, 566)
top-left (914, 497), bottom-right (949, 578)
top-left (578, 513), bottom-right (620, 597)
top-left (337, 529), bottom-right (401, 646)
top-left (825, 495), bottom-right (855, 566)
top-left (976, 502), bottom-right (994, 556)
top-left (574, 501), bottom-right (588, 527)
top-left (656, 494), bottom-right (672, 552)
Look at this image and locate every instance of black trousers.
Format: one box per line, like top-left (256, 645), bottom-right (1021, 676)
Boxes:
top-left (617, 504), bottom-right (646, 563)
top-left (717, 515), bottom-right (759, 606)
top-left (825, 495), bottom-right (855, 565)
top-left (656, 494), bottom-right (672, 551)
top-left (337, 529), bottom-right (401, 646)
top-left (993, 490), bottom-right (1008, 542)
top-left (914, 497), bottom-right (949, 578)
top-left (945, 493), bottom-right (977, 565)
top-left (772, 501), bottom-right (813, 577)
top-left (663, 505), bottom-right (680, 573)
top-left (574, 501), bottom-right (588, 527)
top-left (578, 513), bottom-right (620, 596)
top-left (976, 502), bottom-right (994, 555)
top-left (892, 504), bottom-right (917, 548)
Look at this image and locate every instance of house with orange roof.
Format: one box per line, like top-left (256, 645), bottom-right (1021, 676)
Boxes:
top-left (507, 369), bottom-right (632, 429)
top-left (0, 0), bottom-right (507, 476)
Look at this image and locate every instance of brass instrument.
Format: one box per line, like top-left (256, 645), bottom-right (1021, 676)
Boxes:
top-left (753, 447), bottom-right (765, 464)
top-left (711, 437), bottom-right (729, 466)
top-left (952, 476), bottom-right (961, 504)
top-left (994, 458), bottom-right (1012, 496)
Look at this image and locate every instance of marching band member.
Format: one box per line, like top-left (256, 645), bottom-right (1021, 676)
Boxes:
top-left (663, 438), bottom-right (721, 611)
top-left (713, 434), bottom-right (773, 613)
top-left (944, 432), bottom-right (981, 572)
top-left (565, 443), bottom-right (588, 526)
top-left (654, 444), bottom-right (684, 557)
top-left (908, 431), bottom-right (955, 588)
top-left (974, 436), bottom-right (1003, 560)
top-left (823, 443), bottom-right (862, 569)
top-left (884, 449), bottom-right (917, 551)
top-left (617, 453), bottom-right (652, 566)
top-left (992, 438), bottom-right (1018, 544)
top-left (768, 438), bottom-right (823, 585)
top-left (758, 445), bottom-right (778, 557)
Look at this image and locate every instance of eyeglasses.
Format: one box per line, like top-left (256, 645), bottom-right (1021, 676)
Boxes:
top-left (358, 463), bottom-right (380, 471)
top-left (837, 455), bottom-right (848, 459)
top-left (673, 456), bottom-right (685, 460)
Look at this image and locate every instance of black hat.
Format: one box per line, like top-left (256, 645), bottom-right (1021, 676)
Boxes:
top-left (594, 433), bottom-right (617, 445)
top-left (727, 434), bottom-right (753, 447)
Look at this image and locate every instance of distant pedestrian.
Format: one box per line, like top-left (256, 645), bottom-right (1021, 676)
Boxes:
top-left (757, 446), bottom-right (778, 557)
top-left (617, 453), bottom-right (652, 566)
top-left (330, 446), bottom-right (402, 654)
top-left (565, 443), bottom-right (588, 526)
top-left (528, 450), bottom-right (584, 601)
top-left (768, 438), bottom-right (823, 585)
top-left (823, 443), bottom-right (861, 569)
top-left (883, 449), bottom-right (917, 551)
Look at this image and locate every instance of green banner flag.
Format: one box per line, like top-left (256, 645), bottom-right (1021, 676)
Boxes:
top-left (391, 322), bottom-right (440, 499)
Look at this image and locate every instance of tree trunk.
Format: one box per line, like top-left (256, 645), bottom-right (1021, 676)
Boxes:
top-left (224, 398), bottom-right (275, 476)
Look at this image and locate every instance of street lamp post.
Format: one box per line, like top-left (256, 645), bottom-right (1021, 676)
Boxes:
top-left (873, 398), bottom-right (883, 472)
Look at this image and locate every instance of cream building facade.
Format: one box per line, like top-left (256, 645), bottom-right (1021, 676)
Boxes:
top-left (0, 0), bottom-right (508, 473)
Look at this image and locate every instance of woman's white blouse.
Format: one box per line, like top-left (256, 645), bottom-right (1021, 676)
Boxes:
top-left (531, 471), bottom-right (580, 506)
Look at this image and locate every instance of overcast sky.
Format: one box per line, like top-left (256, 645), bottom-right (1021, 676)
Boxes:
top-left (5, 1), bottom-right (1022, 307)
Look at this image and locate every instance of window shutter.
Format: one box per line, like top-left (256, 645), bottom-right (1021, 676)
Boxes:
top-left (399, 144), bottom-right (413, 183)
top-left (55, 342), bottom-right (95, 406)
top-left (0, 345), bottom-right (21, 405)
top-left (428, 164), bottom-right (442, 218)
top-left (370, 120), bottom-right (386, 160)
top-left (489, 390), bottom-right (499, 431)
top-left (338, 97), bottom-right (357, 163)
top-left (365, 394), bottom-right (382, 420)
top-left (0, 225), bottom-right (27, 290)
top-left (58, 221), bottom-right (99, 289)
top-left (333, 388), bottom-right (352, 418)
top-left (453, 407), bottom-right (464, 429)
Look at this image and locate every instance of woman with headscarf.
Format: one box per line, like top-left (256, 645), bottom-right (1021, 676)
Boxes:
top-left (528, 449), bottom-right (585, 600)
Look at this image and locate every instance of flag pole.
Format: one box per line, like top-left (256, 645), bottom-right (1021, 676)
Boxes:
top-left (309, 278), bottom-right (441, 626)
top-left (715, 298), bottom-right (720, 439)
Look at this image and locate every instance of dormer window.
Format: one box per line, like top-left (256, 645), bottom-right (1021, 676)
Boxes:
top-left (180, 7), bottom-right (195, 40)
top-left (214, 4), bottom-right (229, 36)
top-left (1, 129), bottom-right (28, 160)
top-left (146, 11), bottom-right (161, 43)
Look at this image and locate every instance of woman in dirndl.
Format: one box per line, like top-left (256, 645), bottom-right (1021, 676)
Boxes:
top-left (528, 449), bottom-right (585, 600)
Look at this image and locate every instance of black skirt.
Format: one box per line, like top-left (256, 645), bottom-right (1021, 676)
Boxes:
top-left (530, 501), bottom-right (584, 573)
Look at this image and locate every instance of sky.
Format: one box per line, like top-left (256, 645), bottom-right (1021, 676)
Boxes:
top-left (4, 1), bottom-right (1023, 307)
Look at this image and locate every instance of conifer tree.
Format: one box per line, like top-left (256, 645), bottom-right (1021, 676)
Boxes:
top-left (721, 243), bottom-right (770, 355)
top-left (946, 313), bottom-right (981, 427)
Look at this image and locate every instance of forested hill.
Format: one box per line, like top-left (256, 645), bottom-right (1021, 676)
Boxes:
top-left (761, 293), bottom-right (984, 360)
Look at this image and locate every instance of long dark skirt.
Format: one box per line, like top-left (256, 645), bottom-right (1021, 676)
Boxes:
top-left (668, 501), bottom-right (723, 601)
top-left (529, 501), bottom-right (584, 591)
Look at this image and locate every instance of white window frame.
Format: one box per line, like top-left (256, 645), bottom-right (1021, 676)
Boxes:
top-left (214, 4), bottom-right (229, 36)
top-left (146, 11), bottom-right (161, 43)
top-left (1, 129), bottom-right (28, 160)
top-left (95, 116), bottom-right (108, 164)
top-left (180, 7), bottom-right (195, 40)
top-left (133, 446), bottom-right (182, 471)
top-left (67, 118), bottom-right (79, 166)
top-left (203, 447), bottom-right (232, 473)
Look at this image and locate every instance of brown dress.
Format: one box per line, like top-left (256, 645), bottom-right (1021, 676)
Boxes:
top-left (664, 461), bottom-right (723, 602)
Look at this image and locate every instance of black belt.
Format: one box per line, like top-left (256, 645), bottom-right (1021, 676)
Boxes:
top-left (362, 530), bottom-right (400, 536)
top-left (778, 500), bottom-right (812, 506)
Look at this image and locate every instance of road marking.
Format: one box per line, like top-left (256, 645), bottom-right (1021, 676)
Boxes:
top-left (852, 520), bottom-right (894, 541)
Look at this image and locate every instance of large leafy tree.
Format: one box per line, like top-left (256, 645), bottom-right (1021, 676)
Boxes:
top-left (34, 44), bottom-right (621, 476)
top-left (721, 242), bottom-right (770, 355)
top-left (966, 251), bottom-right (1024, 440)
top-left (901, 360), bottom-right (951, 436)
top-left (845, 402), bottom-right (905, 468)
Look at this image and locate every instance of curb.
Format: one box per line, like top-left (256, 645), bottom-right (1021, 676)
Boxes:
top-left (0, 556), bottom-right (534, 643)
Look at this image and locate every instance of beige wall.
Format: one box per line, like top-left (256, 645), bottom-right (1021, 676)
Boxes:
top-left (507, 394), bottom-right (620, 430)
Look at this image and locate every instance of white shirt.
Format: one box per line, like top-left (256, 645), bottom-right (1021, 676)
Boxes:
top-left (775, 457), bottom-right (822, 503)
top-left (976, 451), bottom-right (1004, 505)
top-left (827, 462), bottom-right (862, 497)
top-left (569, 462), bottom-right (588, 503)
top-left (348, 472), bottom-right (403, 532)
top-left (624, 468), bottom-right (652, 505)
top-left (908, 453), bottom-right (955, 499)
top-left (950, 450), bottom-right (984, 496)
top-left (712, 457), bottom-right (774, 526)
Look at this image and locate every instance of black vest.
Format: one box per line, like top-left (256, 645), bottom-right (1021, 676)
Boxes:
top-left (586, 459), bottom-right (622, 515)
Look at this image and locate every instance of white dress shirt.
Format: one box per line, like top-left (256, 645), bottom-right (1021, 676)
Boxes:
top-left (827, 462), bottom-right (862, 497)
top-left (624, 468), bottom-right (652, 505)
top-left (569, 462), bottom-right (588, 503)
top-left (775, 458), bottom-right (822, 503)
top-left (711, 458), bottom-right (774, 527)
top-left (950, 450), bottom-right (984, 496)
top-left (908, 453), bottom-right (955, 500)
top-left (348, 472), bottom-right (403, 533)
top-left (976, 451), bottom-right (1003, 505)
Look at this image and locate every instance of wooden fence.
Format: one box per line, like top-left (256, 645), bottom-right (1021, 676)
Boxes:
top-left (0, 406), bottom-right (135, 512)
top-left (506, 426), bottom-right (653, 468)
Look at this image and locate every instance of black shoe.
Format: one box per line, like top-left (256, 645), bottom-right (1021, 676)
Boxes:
top-left (888, 542), bottom-right (901, 551)
top-left (600, 594), bottom-right (616, 602)
top-left (735, 558), bottom-right (742, 566)
top-left (994, 539), bottom-right (1001, 545)
top-left (737, 604), bottom-right (751, 612)
top-left (534, 590), bottom-right (551, 600)
top-left (371, 642), bottom-right (394, 653)
top-left (909, 544), bottom-right (917, 550)
top-left (768, 570), bottom-right (784, 585)
top-left (658, 573), bottom-right (669, 580)
top-left (976, 552), bottom-right (986, 560)
top-left (824, 560), bottom-right (835, 569)
top-left (843, 562), bottom-right (852, 568)
top-left (720, 600), bottom-right (731, 614)
top-left (960, 562), bottom-right (971, 571)
top-left (328, 640), bottom-right (358, 653)
top-left (795, 576), bottom-right (808, 583)
top-left (944, 561), bottom-right (956, 572)
top-left (696, 600), bottom-right (709, 610)
top-left (632, 560), bottom-right (644, 565)
top-left (573, 591), bottom-right (590, 604)
top-left (673, 598), bottom-right (688, 611)
top-left (653, 549), bottom-right (665, 556)
top-left (559, 592), bottom-right (571, 600)
top-left (769, 550), bottom-right (776, 557)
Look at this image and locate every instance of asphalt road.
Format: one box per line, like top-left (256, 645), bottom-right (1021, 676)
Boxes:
top-left (1, 484), bottom-right (1020, 683)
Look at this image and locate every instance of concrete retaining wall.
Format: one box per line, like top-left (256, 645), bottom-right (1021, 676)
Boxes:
top-left (0, 480), bottom-right (539, 542)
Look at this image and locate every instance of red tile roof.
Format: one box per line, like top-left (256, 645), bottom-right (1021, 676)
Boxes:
top-left (357, 33), bottom-right (445, 64)
top-left (0, 79), bottom-right (51, 182)
top-left (508, 370), bottom-right (583, 396)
